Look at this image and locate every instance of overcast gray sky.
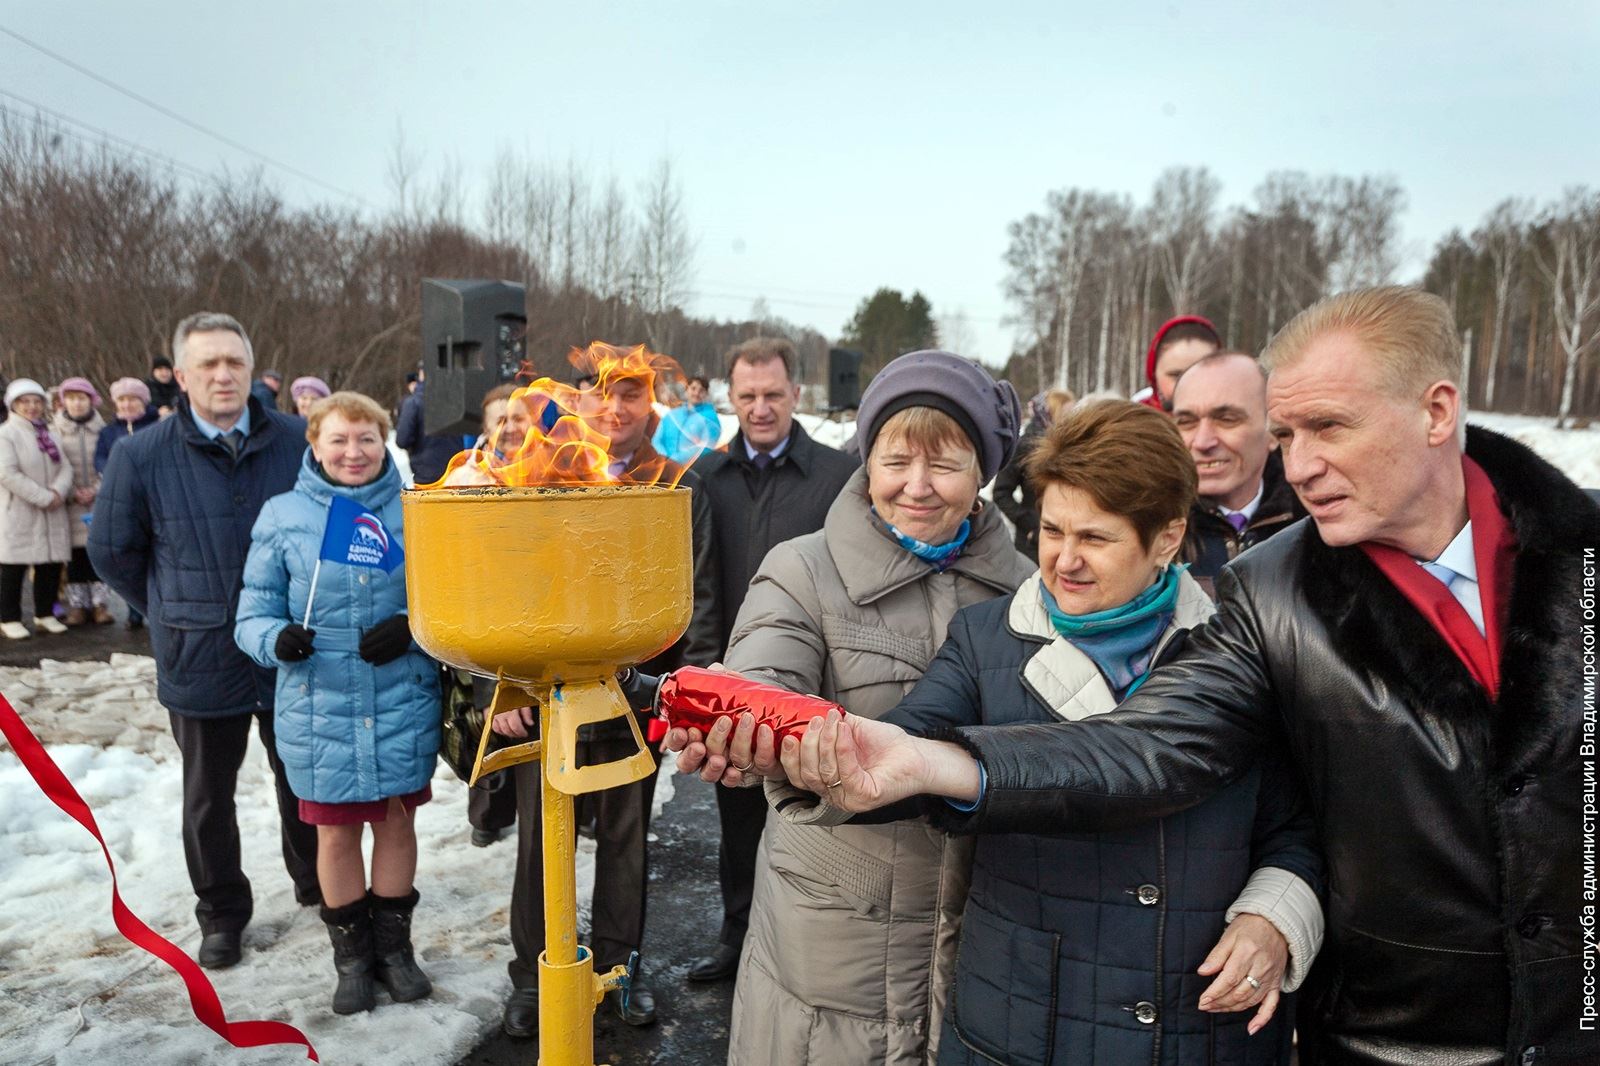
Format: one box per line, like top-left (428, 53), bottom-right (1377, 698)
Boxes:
top-left (3, 1), bottom-right (1596, 364)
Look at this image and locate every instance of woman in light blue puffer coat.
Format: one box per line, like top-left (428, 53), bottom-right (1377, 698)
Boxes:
top-left (236, 390), bottom-right (440, 1016)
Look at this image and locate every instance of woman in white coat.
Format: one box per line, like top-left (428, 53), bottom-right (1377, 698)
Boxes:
top-left (0, 379), bottom-right (73, 638)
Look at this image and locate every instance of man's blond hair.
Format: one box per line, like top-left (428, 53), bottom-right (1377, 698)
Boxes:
top-left (1262, 286), bottom-right (1461, 400)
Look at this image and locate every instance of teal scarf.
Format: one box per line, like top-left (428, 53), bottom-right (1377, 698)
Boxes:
top-left (872, 509), bottom-right (971, 571)
top-left (1041, 564), bottom-right (1183, 698)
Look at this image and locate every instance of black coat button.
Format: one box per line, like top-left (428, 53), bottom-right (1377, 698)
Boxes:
top-left (1517, 914), bottom-right (1547, 939)
top-left (1506, 775), bottom-right (1531, 795)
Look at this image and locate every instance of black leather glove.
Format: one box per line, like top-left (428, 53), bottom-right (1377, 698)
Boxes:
top-left (274, 624), bottom-right (316, 663)
top-left (358, 614), bottom-right (413, 665)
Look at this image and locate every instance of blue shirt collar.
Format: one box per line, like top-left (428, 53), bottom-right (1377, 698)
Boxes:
top-left (744, 432), bottom-right (791, 463)
top-left (190, 405), bottom-right (250, 440)
top-left (1428, 520), bottom-right (1478, 584)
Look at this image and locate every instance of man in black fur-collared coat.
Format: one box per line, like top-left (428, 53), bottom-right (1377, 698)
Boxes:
top-left (761, 289), bottom-right (1599, 1065)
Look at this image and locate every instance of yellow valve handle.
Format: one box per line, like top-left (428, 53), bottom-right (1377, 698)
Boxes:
top-left (466, 677), bottom-right (543, 785)
top-left (542, 675), bottom-right (656, 796)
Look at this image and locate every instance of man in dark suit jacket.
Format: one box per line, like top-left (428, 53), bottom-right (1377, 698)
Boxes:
top-left (1171, 351), bottom-right (1305, 599)
top-left (682, 337), bottom-right (858, 982)
top-left (90, 312), bottom-right (319, 971)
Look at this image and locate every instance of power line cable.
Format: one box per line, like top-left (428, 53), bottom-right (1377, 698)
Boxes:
top-left (0, 23), bottom-right (370, 207)
top-left (0, 88), bottom-right (220, 186)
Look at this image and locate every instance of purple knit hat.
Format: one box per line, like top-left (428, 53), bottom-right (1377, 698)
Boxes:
top-left (856, 350), bottom-right (1021, 484)
top-left (290, 376), bottom-right (331, 399)
top-left (57, 376), bottom-right (101, 406)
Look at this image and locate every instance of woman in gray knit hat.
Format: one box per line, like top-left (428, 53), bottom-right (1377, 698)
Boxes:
top-left (681, 350), bottom-right (1032, 1066)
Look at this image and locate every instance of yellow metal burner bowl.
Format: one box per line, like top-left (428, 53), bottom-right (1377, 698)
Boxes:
top-left (400, 483), bottom-right (692, 683)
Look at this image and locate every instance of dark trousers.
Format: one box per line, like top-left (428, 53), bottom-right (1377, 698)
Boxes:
top-left (508, 733), bottom-right (660, 985)
top-left (714, 781), bottom-right (770, 946)
top-left (67, 546), bottom-right (97, 583)
top-left (0, 562), bottom-right (62, 622)
top-left (468, 771), bottom-right (517, 832)
top-left (167, 709), bottom-right (320, 934)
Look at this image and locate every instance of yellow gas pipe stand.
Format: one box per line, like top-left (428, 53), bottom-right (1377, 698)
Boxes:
top-left (402, 485), bottom-right (692, 1066)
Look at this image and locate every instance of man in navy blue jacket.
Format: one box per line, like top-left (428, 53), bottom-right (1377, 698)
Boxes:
top-left (89, 312), bottom-right (319, 970)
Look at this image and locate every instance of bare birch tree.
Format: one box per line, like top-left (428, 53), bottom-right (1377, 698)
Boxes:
top-left (1473, 198), bottom-right (1530, 410)
top-left (1535, 188), bottom-right (1600, 426)
top-left (634, 157), bottom-right (695, 351)
top-left (1149, 166), bottom-right (1221, 312)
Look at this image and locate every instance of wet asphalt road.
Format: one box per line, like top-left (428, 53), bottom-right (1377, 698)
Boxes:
top-left (456, 773), bottom-right (735, 1066)
top-left (0, 595), bottom-right (151, 667)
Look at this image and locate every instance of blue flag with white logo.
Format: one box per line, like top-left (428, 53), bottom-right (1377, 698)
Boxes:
top-left (317, 495), bottom-right (404, 574)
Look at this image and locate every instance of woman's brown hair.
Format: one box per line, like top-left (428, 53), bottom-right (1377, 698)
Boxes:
top-left (1025, 399), bottom-right (1196, 549)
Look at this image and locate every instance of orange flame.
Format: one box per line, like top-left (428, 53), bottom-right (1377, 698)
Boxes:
top-left (423, 341), bottom-right (693, 490)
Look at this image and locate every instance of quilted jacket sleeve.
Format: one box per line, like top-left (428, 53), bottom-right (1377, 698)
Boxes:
top-left (86, 437), bottom-right (152, 614)
top-left (723, 541), bottom-right (827, 696)
top-left (881, 612), bottom-right (985, 735)
top-left (0, 433), bottom-right (57, 508)
top-left (773, 617), bottom-right (988, 829)
top-left (47, 436), bottom-right (74, 499)
top-left (1229, 751), bottom-right (1325, 991)
top-left (234, 498), bottom-right (292, 669)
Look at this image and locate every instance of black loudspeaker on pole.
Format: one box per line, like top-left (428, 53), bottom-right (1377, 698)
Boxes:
top-left (421, 278), bottom-right (528, 437)
top-left (827, 348), bottom-right (864, 412)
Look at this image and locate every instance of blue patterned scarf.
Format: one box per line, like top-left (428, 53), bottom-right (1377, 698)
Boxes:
top-left (872, 509), bottom-right (971, 572)
top-left (1041, 565), bottom-right (1183, 698)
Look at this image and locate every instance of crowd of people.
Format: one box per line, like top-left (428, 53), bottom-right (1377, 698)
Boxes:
top-left (4, 286), bottom-right (1591, 1065)
top-left (0, 357), bottom-right (331, 639)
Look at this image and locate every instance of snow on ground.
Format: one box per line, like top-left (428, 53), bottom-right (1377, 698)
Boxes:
top-left (0, 656), bottom-right (673, 1065)
top-left (1468, 412), bottom-right (1600, 488)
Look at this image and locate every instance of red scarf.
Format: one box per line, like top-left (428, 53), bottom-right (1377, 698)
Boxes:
top-left (1358, 457), bottom-right (1516, 699)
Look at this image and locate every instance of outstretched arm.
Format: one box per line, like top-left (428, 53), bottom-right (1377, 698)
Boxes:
top-left (776, 567), bottom-right (1282, 835)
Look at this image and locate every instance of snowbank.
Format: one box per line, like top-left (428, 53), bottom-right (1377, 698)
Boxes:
top-left (1468, 412), bottom-right (1600, 488)
top-left (0, 658), bottom-right (672, 1065)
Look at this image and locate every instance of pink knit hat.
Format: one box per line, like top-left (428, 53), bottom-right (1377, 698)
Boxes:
top-left (290, 375), bottom-right (331, 399)
top-left (109, 377), bottom-right (151, 404)
top-left (57, 376), bottom-right (102, 405)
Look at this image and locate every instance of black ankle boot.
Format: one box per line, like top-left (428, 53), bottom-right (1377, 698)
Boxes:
top-left (370, 889), bottom-right (432, 1003)
top-left (320, 897), bottom-right (376, 1014)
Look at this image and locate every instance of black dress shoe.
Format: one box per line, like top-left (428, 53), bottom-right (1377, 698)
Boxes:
top-left (686, 943), bottom-right (740, 982)
top-left (502, 988), bottom-right (538, 1039)
top-left (606, 978), bottom-right (656, 1026)
top-left (470, 827), bottom-right (502, 848)
top-left (198, 930), bottom-right (242, 970)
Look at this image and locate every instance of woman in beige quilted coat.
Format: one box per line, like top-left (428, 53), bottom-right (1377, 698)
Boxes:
top-left (0, 378), bottom-right (73, 638)
top-left (694, 351), bottom-right (1034, 1066)
top-left (51, 377), bottom-right (110, 624)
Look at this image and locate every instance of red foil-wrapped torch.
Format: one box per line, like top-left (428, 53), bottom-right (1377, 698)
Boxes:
top-left (656, 666), bottom-right (844, 746)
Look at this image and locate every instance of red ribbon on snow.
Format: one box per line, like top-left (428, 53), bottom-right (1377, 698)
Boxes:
top-left (0, 691), bottom-right (319, 1062)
